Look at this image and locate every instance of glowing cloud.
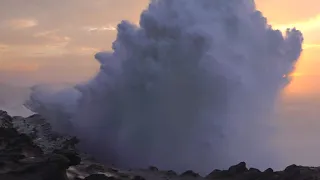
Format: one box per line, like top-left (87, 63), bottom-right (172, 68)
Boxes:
top-left (0, 44), bottom-right (8, 53)
top-left (5, 18), bottom-right (38, 29)
top-left (302, 44), bottom-right (320, 49)
top-left (83, 25), bottom-right (117, 32)
top-left (272, 15), bottom-right (320, 32)
top-left (0, 63), bottom-right (39, 72)
top-left (33, 29), bottom-right (70, 43)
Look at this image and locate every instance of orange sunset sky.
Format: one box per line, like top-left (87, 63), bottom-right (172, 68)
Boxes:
top-left (0, 0), bottom-right (319, 95)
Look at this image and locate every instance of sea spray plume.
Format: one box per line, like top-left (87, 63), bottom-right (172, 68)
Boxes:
top-left (25, 0), bottom-right (303, 174)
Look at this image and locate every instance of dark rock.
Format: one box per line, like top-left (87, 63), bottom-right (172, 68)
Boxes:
top-left (281, 164), bottom-right (303, 179)
top-left (61, 137), bottom-right (79, 149)
top-left (206, 169), bottom-right (230, 179)
top-left (106, 167), bottom-right (118, 173)
top-left (165, 170), bottom-right (177, 176)
top-left (132, 175), bottom-right (146, 180)
top-left (236, 168), bottom-right (262, 180)
top-left (84, 174), bottom-right (117, 180)
top-left (85, 164), bottom-right (106, 173)
top-left (206, 162), bottom-right (249, 179)
top-left (284, 164), bottom-right (299, 173)
top-left (228, 162), bottom-right (248, 175)
top-left (118, 173), bottom-right (130, 178)
top-left (12, 113), bottom-right (79, 154)
top-left (0, 112), bottom-right (72, 180)
top-left (148, 166), bottom-right (158, 171)
top-left (264, 168), bottom-right (274, 173)
top-left (248, 168), bottom-right (261, 173)
top-left (47, 154), bottom-right (70, 169)
top-left (180, 170), bottom-right (200, 177)
top-left (74, 177), bottom-right (84, 180)
top-left (256, 168), bottom-right (276, 180)
top-left (0, 128), bottom-right (18, 139)
top-left (0, 154), bottom-right (70, 180)
top-left (53, 149), bottom-right (81, 166)
top-left (0, 110), bottom-right (13, 128)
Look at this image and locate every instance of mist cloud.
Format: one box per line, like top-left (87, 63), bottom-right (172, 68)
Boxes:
top-left (25, 0), bottom-right (303, 174)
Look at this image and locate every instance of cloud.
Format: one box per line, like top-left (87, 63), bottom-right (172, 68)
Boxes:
top-left (77, 47), bottom-right (101, 55)
top-left (33, 29), bottom-right (71, 45)
top-left (1, 44), bottom-right (68, 58)
top-left (272, 14), bottom-right (320, 32)
top-left (83, 25), bottom-right (117, 32)
top-left (1, 44), bottom-right (99, 58)
top-left (0, 0), bottom-right (148, 86)
top-left (303, 43), bottom-right (320, 49)
top-left (0, 44), bottom-right (9, 53)
top-left (270, 15), bottom-right (320, 45)
top-left (0, 62), bottom-right (39, 72)
top-left (0, 29), bottom-right (72, 57)
top-left (4, 18), bottom-right (38, 29)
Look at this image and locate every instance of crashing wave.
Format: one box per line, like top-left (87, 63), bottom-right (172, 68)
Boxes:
top-left (25, 0), bottom-right (303, 174)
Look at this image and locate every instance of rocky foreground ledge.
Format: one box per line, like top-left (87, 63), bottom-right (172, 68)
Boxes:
top-left (0, 110), bottom-right (320, 180)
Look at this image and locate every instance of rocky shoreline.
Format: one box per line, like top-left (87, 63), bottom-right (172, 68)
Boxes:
top-left (0, 110), bottom-right (319, 180)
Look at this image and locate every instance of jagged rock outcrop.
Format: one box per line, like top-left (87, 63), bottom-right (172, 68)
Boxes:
top-left (0, 110), bottom-right (80, 180)
top-left (12, 114), bottom-right (78, 153)
top-left (205, 162), bottom-right (320, 180)
top-left (0, 110), bottom-right (14, 128)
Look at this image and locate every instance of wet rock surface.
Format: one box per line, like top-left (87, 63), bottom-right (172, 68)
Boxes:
top-left (12, 114), bottom-right (78, 153)
top-left (0, 110), bottom-right (80, 180)
top-left (1, 110), bottom-right (320, 180)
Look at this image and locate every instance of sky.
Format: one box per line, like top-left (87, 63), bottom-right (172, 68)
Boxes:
top-left (0, 0), bottom-right (319, 93)
top-left (256, 0), bottom-right (320, 96)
